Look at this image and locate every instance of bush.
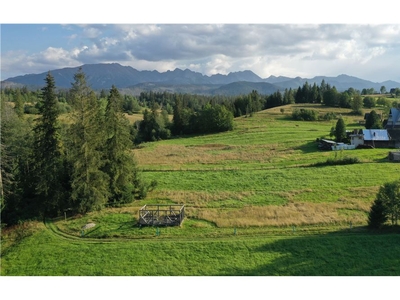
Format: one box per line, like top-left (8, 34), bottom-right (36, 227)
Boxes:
top-left (292, 109), bottom-right (318, 121)
top-left (313, 156), bottom-right (360, 167)
top-left (363, 96), bottom-right (376, 108)
top-left (24, 105), bottom-right (39, 114)
top-left (320, 112), bottom-right (337, 121)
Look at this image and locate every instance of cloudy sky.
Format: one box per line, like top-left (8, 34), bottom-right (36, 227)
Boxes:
top-left (2, 2), bottom-right (400, 83)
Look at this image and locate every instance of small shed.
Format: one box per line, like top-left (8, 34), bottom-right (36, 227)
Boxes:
top-left (139, 204), bottom-right (185, 226)
top-left (318, 139), bottom-right (336, 151)
top-left (388, 151), bottom-right (400, 162)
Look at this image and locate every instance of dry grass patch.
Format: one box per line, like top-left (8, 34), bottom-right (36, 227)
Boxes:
top-left (151, 190), bottom-right (254, 207)
top-left (196, 200), bottom-right (370, 228)
top-left (134, 143), bottom-right (290, 168)
top-left (276, 189), bottom-right (314, 202)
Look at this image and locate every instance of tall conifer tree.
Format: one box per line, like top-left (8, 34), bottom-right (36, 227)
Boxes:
top-left (14, 89), bottom-right (24, 118)
top-left (103, 85), bottom-right (138, 204)
top-left (68, 68), bottom-right (109, 213)
top-left (32, 72), bottom-right (66, 215)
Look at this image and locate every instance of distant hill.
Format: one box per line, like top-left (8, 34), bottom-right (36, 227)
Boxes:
top-left (2, 63), bottom-right (400, 96)
top-left (211, 81), bottom-right (280, 96)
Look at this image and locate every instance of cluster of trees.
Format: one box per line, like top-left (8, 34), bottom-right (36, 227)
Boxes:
top-left (1, 85), bottom-right (72, 115)
top-left (368, 180), bottom-right (400, 229)
top-left (1, 70), bottom-right (154, 225)
top-left (390, 88), bottom-right (400, 97)
top-left (134, 95), bottom-right (234, 143)
top-left (292, 108), bottom-right (319, 121)
top-left (171, 96), bottom-right (234, 135)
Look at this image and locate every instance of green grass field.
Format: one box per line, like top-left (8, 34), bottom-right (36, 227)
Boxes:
top-left (2, 103), bottom-right (400, 276)
top-left (2, 221), bottom-right (400, 276)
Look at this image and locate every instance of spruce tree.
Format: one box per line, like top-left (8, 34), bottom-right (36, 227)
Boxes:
top-left (103, 85), bottom-right (138, 204)
top-left (14, 89), bottom-right (24, 118)
top-left (368, 198), bottom-right (388, 229)
top-left (376, 181), bottom-right (400, 226)
top-left (68, 68), bottom-right (109, 213)
top-left (335, 118), bottom-right (347, 143)
top-left (172, 95), bottom-right (184, 135)
top-left (32, 72), bottom-right (67, 216)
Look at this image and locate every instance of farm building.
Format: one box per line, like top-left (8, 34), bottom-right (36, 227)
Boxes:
top-left (317, 139), bottom-right (355, 151)
top-left (385, 108), bottom-right (400, 129)
top-left (138, 204), bottom-right (185, 226)
top-left (385, 108), bottom-right (400, 148)
top-left (388, 151), bottom-right (400, 162)
top-left (318, 139), bottom-right (336, 151)
top-left (349, 129), bottom-right (394, 148)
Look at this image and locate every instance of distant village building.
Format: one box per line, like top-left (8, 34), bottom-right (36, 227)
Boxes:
top-left (385, 108), bottom-right (400, 148)
top-left (388, 151), bottom-right (400, 162)
top-left (386, 108), bottom-right (400, 129)
top-left (349, 129), bottom-right (393, 148)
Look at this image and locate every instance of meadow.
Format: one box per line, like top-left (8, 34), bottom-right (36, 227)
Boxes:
top-left (2, 103), bottom-right (400, 276)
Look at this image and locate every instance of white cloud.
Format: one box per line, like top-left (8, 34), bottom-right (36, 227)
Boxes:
top-left (2, 24), bottom-right (400, 82)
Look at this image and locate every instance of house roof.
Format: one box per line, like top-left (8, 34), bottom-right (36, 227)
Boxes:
top-left (320, 139), bottom-right (336, 144)
top-left (386, 108), bottom-right (400, 128)
top-left (362, 129), bottom-right (390, 141)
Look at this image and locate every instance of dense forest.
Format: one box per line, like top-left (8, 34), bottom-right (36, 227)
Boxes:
top-left (1, 70), bottom-right (400, 226)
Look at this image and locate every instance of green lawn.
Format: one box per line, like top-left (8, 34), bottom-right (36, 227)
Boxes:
top-left (2, 222), bottom-right (400, 276)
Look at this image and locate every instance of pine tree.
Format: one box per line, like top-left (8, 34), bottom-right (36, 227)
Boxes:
top-left (172, 95), bottom-right (184, 135)
top-left (32, 72), bottom-right (68, 216)
top-left (375, 181), bottom-right (400, 226)
top-left (103, 85), bottom-right (139, 204)
top-left (68, 68), bottom-right (109, 213)
top-left (14, 89), bottom-right (24, 118)
top-left (335, 118), bottom-right (347, 143)
top-left (368, 198), bottom-right (388, 229)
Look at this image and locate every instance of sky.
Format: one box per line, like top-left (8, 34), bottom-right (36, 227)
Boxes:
top-left (1, 2), bottom-right (400, 83)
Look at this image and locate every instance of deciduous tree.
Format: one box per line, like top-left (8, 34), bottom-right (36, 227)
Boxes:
top-left (351, 95), bottom-right (363, 115)
top-left (365, 110), bottom-right (382, 129)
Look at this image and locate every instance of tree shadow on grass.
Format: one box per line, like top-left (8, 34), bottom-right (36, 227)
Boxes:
top-left (218, 227), bottom-right (400, 276)
top-left (292, 141), bottom-right (319, 154)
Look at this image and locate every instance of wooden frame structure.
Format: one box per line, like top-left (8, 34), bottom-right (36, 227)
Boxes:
top-left (139, 204), bottom-right (185, 226)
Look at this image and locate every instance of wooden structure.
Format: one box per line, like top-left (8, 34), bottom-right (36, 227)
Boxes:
top-left (139, 204), bottom-right (185, 226)
top-left (388, 151), bottom-right (400, 162)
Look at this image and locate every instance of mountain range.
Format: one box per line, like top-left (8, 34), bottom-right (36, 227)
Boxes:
top-left (2, 63), bottom-right (400, 96)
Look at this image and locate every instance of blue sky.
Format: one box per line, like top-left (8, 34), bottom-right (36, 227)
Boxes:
top-left (1, 2), bottom-right (400, 83)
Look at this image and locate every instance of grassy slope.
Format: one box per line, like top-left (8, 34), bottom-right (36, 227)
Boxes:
top-left (2, 103), bottom-right (400, 276)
